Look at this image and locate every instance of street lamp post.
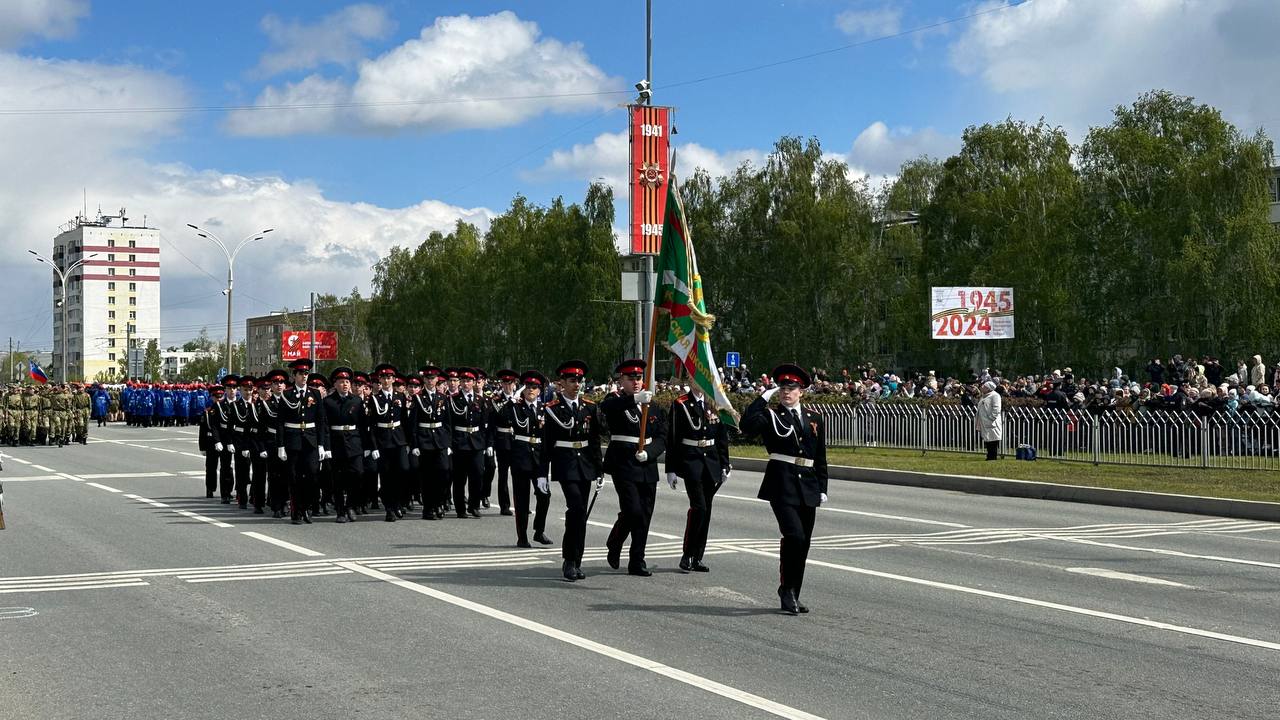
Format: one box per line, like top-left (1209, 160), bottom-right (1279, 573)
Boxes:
top-left (186, 224), bottom-right (273, 375)
top-left (29, 249), bottom-right (99, 383)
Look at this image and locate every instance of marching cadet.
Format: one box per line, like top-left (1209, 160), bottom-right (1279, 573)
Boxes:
top-left (354, 371), bottom-right (380, 514)
top-left (408, 365), bottom-right (452, 520)
top-left (71, 383), bottom-right (91, 443)
top-left (308, 373), bottom-right (333, 515)
top-left (448, 368), bottom-right (490, 518)
top-left (486, 369), bottom-right (519, 516)
top-left (367, 363), bottom-right (410, 522)
top-left (322, 367), bottom-right (365, 523)
top-left (48, 383), bottom-right (71, 447)
top-left (279, 359), bottom-right (329, 525)
top-left (505, 370), bottom-right (553, 548)
top-left (740, 363), bottom-right (828, 616)
top-left (197, 384), bottom-right (225, 498)
top-left (214, 377), bottom-right (239, 503)
top-left (537, 360), bottom-right (602, 582)
top-left (258, 370), bottom-right (289, 518)
top-left (667, 384), bottom-right (731, 573)
top-left (601, 360), bottom-right (667, 577)
top-left (230, 376), bottom-right (255, 509)
top-left (245, 375), bottom-right (274, 514)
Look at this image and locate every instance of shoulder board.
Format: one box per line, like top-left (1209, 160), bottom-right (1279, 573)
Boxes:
top-left (582, 398), bottom-right (595, 405)
top-left (545, 399), bottom-right (560, 407)
top-left (676, 394), bottom-right (689, 403)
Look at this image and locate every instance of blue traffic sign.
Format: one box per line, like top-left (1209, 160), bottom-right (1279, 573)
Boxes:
top-left (725, 352), bottom-right (740, 369)
top-left (216, 367), bottom-right (228, 381)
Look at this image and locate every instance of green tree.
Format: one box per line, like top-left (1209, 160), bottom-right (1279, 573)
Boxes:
top-left (143, 339), bottom-right (162, 381)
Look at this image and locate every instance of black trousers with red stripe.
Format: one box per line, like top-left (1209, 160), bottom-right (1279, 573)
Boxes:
top-left (770, 501), bottom-right (816, 600)
top-left (682, 468), bottom-right (719, 561)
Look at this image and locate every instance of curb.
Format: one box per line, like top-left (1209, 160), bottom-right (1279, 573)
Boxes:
top-left (728, 457), bottom-right (1280, 523)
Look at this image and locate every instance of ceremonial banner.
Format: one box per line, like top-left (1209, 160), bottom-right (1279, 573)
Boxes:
top-left (629, 105), bottom-right (671, 255)
top-left (930, 287), bottom-right (1015, 339)
top-left (653, 173), bottom-right (738, 427)
top-left (281, 331), bottom-right (339, 360)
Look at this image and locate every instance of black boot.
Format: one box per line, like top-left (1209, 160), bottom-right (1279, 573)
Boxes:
top-left (385, 510), bottom-right (397, 522)
top-left (301, 511), bottom-right (312, 524)
top-left (574, 561), bottom-right (585, 580)
top-left (533, 531), bottom-right (554, 546)
top-left (562, 560), bottom-right (576, 582)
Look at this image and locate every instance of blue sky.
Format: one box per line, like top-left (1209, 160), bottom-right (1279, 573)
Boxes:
top-left (3, 0), bottom-right (1279, 352)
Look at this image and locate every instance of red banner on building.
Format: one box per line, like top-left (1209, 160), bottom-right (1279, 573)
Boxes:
top-left (629, 104), bottom-right (672, 255)
top-left (281, 331), bottom-right (338, 360)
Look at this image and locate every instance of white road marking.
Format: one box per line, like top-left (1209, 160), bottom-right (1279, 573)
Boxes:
top-left (336, 561), bottom-right (828, 720)
top-left (587, 519), bottom-right (681, 540)
top-left (1065, 568), bottom-right (1191, 587)
top-left (9, 457), bottom-right (31, 464)
top-left (723, 543), bottom-right (1280, 653)
top-left (0, 581), bottom-right (150, 594)
top-left (85, 482), bottom-right (123, 493)
top-left (30, 464), bottom-right (54, 472)
top-left (0, 607), bottom-right (39, 619)
top-left (1022, 534), bottom-right (1280, 570)
top-left (241, 531), bottom-right (324, 557)
top-left (715, 492), bottom-right (970, 528)
top-left (183, 569), bottom-right (352, 583)
top-left (0, 475), bottom-right (64, 482)
top-left (179, 452), bottom-right (204, 459)
top-left (80, 472), bottom-right (174, 479)
top-left (173, 509), bottom-right (233, 528)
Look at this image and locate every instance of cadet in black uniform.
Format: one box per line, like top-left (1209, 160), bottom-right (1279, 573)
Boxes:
top-left (486, 368), bottom-right (519, 515)
top-left (197, 384), bottom-right (226, 499)
top-left (322, 366), bottom-right (365, 523)
top-left (409, 365), bottom-right (452, 520)
top-left (367, 364), bottom-right (410, 522)
top-left (354, 371), bottom-right (380, 514)
top-left (448, 368), bottom-right (489, 518)
top-left (247, 374), bottom-right (277, 515)
top-left (258, 370), bottom-right (289, 518)
top-left (215, 377), bottom-right (239, 504)
top-left (504, 370), bottom-right (553, 548)
top-left (229, 375), bottom-right (255, 509)
top-left (601, 359), bottom-right (667, 577)
top-left (538, 360), bottom-right (602, 581)
top-left (667, 384), bottom-right (731, 572)
top-left (307, 373), bottom-right (333, 516)
top-left (278, 359), bottom-right (329, 525)
top-left (739, 364), bottom-right (828, 615)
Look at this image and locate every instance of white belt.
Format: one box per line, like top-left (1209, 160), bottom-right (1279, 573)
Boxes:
top-left (768, 453), bottom-right (814, 468)
top-left (514, 435), bottom-right (541, 444)
top-left (455, 426), bottom-right (480, 433)
top-left (681, 438), bottom-right (716, 448)
top-left (496, 427), bottom-right (514, 434)
top-left (283, 422), bottom-right (314, 430)
top-left (555, 440), bottom-right (588, 449)
top-left (418, 421), bottom-right (442, 429)
top-left (611, 435), bottom-right (651, 445)
top-left (232, 426), bottom-right (244, 432)
top-left (331, 424), bottom-right (358, 431)
top-left (265, 428), bottom-right (277, 434)
top-left (376, 421), bottom-right (400, 429)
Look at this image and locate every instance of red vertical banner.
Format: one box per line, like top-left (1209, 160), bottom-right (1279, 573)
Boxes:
top-left (629, 105), bottom-right (671, 255)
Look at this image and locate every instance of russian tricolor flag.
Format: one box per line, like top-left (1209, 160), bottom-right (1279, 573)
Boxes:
top-left (29, 360), bottom-right (48, 384)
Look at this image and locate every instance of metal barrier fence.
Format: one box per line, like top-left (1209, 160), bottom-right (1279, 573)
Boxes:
top-left (812, 403), bottom-right (1280, 471)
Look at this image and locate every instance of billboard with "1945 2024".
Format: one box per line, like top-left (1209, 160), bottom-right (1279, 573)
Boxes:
top-left (930, 287), bottom-right (1015, 340)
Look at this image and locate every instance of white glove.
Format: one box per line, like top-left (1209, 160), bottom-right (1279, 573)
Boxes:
top-left (819, 492), bottom-right (828, 505)
top-left (258, 451), bottom-right (268, 459)
top-left (666, 472), bottom-right (678, 489)
top-left (721, 469), bottom-right (730, 483)
top-left (317, 446), bottom-right (326, 460)
top-left (595, 476), bottom-right (604, 488)
top-left (322, 450), bottom-right (333, 461)
top-left (371, 449), bottom-right (381, 460)
top-left (240, 450), bottom-right (249, 458)
top-left (277, 447), bottom-right (287, 461)
top-left (485, 446), bottom-right (495, 457)
top-left (635, 450), bottom-right (648, 462)
top-left (363, 449), bottom-right (371, 457)
top-left (536, 477), bottom-right (549, 494)
top-left (447, 448), bottom-right (452, 456)
top-left (762, 387), bottom-right (779, 402)
top-left (226, 444), bottom-right (235, 454)
top-left (411, 448), bottom-right (421, 457)
top-left (214, 442), bottom-right (223, 452)
top-left (635, 389), bottom-right (653, 405)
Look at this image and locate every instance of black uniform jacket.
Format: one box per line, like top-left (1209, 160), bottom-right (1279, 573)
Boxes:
top-left (537, 393), bottom-right (602, 483)
top-left (277, 384), bottom-right (329, 452)
top-left (500, 399), bottom-right (543, 474)
top-left (599, 391), bottom-right (666, 484)
top-left (665, 393), bottom-right (730, 482)
top-left (197, 405), bottom-right (221, 451)
top-left (366, 389), bottom-right (408, 450)
top-left (739, 396), bottom-right (828, 507)
top-left (322, 392), bottom-right (366, 459)
top-left (448, 392), bottom-right (489, 452)
top-left (408, 390), bottom-right (452, 452)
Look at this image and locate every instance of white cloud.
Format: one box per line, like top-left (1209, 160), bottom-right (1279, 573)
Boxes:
top-left (949, 0), bottom-right (1280, 134)
top-left (528, 131), bottom-right (764, 195)
top-left (228, 11), bottom-right (620, 137)
top-left (846, 121), bottom-right (958, 177)
top-left (0, 51), bottom-right (491, 350)
top-left (0, 0), bottom-right (89, 49)
top-left (255, 3), bottom-right (395, 77)
top-left (835, 5), bottom-right (903, 38)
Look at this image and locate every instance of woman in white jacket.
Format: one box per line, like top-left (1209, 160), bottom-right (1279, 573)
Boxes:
top-left (975, 381), bottom-right (1003, 461)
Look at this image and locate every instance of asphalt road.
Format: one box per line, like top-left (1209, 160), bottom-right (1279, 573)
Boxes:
top-left (1, 423), bottom-right (1278, 719)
